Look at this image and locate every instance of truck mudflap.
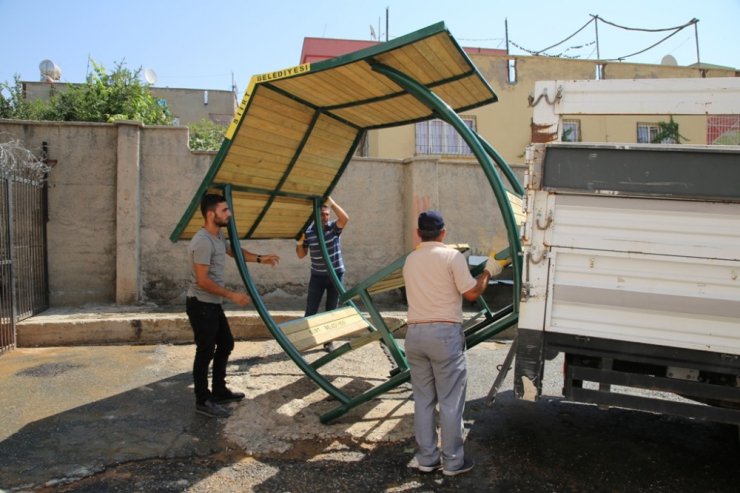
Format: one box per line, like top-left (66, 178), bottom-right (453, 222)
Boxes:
top-left (513, 329), bottom-right (546, 401)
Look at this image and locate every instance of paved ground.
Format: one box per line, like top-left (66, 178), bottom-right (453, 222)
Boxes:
top-left (1, 310), bottom-right (738, 492)
top-left (0, 335), bottom-right (506, 492)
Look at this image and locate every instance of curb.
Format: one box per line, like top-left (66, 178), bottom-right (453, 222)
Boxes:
top-left (16, 310), bottom-right (410, 347)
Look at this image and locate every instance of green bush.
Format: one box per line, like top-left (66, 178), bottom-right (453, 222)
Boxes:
top-left (189, 118), bottom-right (227, 151)
top-left (1, 60), bottom-right (173, 125)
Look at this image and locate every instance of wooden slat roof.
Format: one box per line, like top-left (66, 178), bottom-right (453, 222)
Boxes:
top-left (171, 22), bottom-right (498, 241)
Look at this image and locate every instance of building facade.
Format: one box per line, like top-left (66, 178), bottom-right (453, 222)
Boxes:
top-left (300, 37), bottom-right (738, 166)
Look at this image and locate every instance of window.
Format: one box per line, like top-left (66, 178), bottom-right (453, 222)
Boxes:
top-left (507, 59), bottom-right (517, 84)
top-left (562, 120), bottom-right (581, 142)
top-left (637, 122), bottom-right (659, 143)
top-left (595, 64), bottom-right (604, 80)
top-left (415, 117), bottom-right (476, 156)
top-left (637, 122), bottom-right (677, 144)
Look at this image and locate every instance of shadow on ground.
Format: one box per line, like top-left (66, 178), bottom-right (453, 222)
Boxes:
top-left (1, 341), bottom-right (738, 492)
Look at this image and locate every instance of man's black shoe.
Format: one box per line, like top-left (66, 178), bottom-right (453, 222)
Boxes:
top-left (195, 399), bottom-right (230, 418)
top-left (323, 342), bottom-right (337, 353)
top-left (212, 388), bottom-right (245, 404)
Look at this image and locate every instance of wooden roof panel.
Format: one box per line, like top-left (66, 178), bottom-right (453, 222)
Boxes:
top-left (172, 22), bottom-right (497, 241)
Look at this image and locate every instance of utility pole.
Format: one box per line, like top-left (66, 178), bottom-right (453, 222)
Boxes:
top-left (385, 6), bottom-right (389, 41)
top-left (592, 15), bottom-right (600, 59)
top-left (505, 18), bottom-right (509, 55)
top-left (693, 18), bottom-right (701, 66)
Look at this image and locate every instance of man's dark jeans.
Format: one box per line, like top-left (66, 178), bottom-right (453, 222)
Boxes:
top-left (304, 272), bottom-right (344, 316)
top-left (186, 297), bottom-right (234, 404)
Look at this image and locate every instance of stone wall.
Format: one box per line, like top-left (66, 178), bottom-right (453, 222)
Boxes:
top-left (0, 120), bottom-right (520, 308)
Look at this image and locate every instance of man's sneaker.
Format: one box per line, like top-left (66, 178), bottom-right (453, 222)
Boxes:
top-left (195, 399), bottom-right (230, 418)
top-left (212, 388), bottom-right (245, 404)
top-left (443, 457), bottom-right (475, 477)
top-left (417, 460), bottom-right (443, 473)
top-left (323, 342), bottom-right (337, 353)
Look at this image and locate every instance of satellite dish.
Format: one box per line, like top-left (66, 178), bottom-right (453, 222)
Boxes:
top-left (39, 59), bottom-right (62, 82)
top-left (144, 68), bottom-right (158, 85)
top-left (661, 54), bottom-right (678, 66)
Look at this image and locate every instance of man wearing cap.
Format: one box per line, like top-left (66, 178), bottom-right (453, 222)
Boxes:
top-left (403, 210), bottom-right (501, 476)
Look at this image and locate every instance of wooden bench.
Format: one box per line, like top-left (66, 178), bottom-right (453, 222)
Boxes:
top-left (280, 306), bottom-right (374, 351)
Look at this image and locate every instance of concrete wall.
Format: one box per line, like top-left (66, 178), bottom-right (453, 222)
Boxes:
top-left (0, 120), bottom-right (515, 309)
top-left (1, 121), bottom-right (119, 305)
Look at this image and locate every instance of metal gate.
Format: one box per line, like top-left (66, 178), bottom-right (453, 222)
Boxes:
top-left (0, 140), bottom-right (50, 355)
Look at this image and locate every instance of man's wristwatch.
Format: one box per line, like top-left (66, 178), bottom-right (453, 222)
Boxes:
top-left (257, 255), bottom-right (262, 263)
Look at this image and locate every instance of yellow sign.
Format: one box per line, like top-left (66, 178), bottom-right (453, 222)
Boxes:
top-left (225, 63), bottom-right (311, 140)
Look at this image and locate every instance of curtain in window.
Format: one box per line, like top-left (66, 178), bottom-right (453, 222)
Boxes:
top-left (415, 118), bottom-right (475, 155)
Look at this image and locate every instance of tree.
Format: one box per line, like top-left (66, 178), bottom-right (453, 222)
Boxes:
top-left (188, 118), bottom-right (227, 151)
top-left (0, 75), bottom-right (54, 120)
top-left (652, 116), bottom-right (687, 144)
top-left (1, 60), bottom-right (173, 125)
top-left (49, 60), bottom-right (173, 124)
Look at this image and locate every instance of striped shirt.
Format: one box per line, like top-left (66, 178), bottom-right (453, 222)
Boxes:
top-left (304, 220), bottom-right (345, 275)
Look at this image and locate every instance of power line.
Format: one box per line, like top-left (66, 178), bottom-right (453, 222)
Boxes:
top-left (507, 15), bottom-right (701, 64)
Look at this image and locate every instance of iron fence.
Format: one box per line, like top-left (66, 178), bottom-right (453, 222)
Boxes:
top-left (0, 141), bottom-right (49, 355)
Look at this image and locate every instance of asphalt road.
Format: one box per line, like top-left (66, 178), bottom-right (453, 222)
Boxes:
top-left (1, 340), bottom-right (737, 492)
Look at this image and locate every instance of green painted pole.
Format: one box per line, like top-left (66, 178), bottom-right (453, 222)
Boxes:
top-left (222, 185), bottom-right (351, 405)
top-left (370, 60), bottom-right (522, 310)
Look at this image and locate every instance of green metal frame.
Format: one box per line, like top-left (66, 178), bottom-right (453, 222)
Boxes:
top-left (223, 184), bottom-right (416, 422)
top-left (369, 60), bottom-right (523, 323)
top-left (218, 58), bottom-right (523, 422)
top-left (190, 26), bottom-right (525, 422)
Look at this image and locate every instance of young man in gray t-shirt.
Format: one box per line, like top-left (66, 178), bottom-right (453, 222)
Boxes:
top-left (186, 194), bottom-right (279, 418)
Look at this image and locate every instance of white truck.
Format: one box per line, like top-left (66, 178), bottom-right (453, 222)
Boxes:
top-left (496, 78), bottom-right (740, 424)
top-left (512, 141), bottom-right (740, 424)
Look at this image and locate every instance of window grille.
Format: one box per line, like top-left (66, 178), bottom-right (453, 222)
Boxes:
top-left (637, 122), bottom-right (660, 143)
top-left (707, 115), bottom-right (740, 145)
top-left (415, 117), bottom-right (476, 155)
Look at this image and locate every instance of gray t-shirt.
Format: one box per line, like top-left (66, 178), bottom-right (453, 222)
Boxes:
top-left (187, 228), bottom-right (227, 304)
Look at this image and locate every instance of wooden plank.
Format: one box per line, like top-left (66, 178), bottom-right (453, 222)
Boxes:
top-left (435, 80), bottom-right (477, 110)
top-left (333, 62), bottom-right (398, 97)
top-left (249, 95), bottom-right (315, 123)
top-left (282, 71), bottom-right (357, 103)
top-left (506, 190), bottom-right (525, 225)
top-left (280, 307), bottom-right (360, 334)
top-left (213, 170), bottom-right (282, 190)
top-left (239, 119), bottom-right (307, 144)
top-left (245, 111), bottom-right (313, 136)
top-left (334, 96), bottom-right (427, 128)
top-left (289, 318), bottom-right (368, 351)
top-left (428, 34), bottom-right (469, 76)
top-left (226, 142), bottom-right (297, 161)
top-left (279, 307), bottom-right (370, 351)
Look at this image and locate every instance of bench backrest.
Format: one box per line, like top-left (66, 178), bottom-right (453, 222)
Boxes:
top-left (279, 306), bottom-right (370, 351)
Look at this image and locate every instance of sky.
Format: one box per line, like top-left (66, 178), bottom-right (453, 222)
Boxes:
top-left (1, 0), bottom-right (738, 97)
